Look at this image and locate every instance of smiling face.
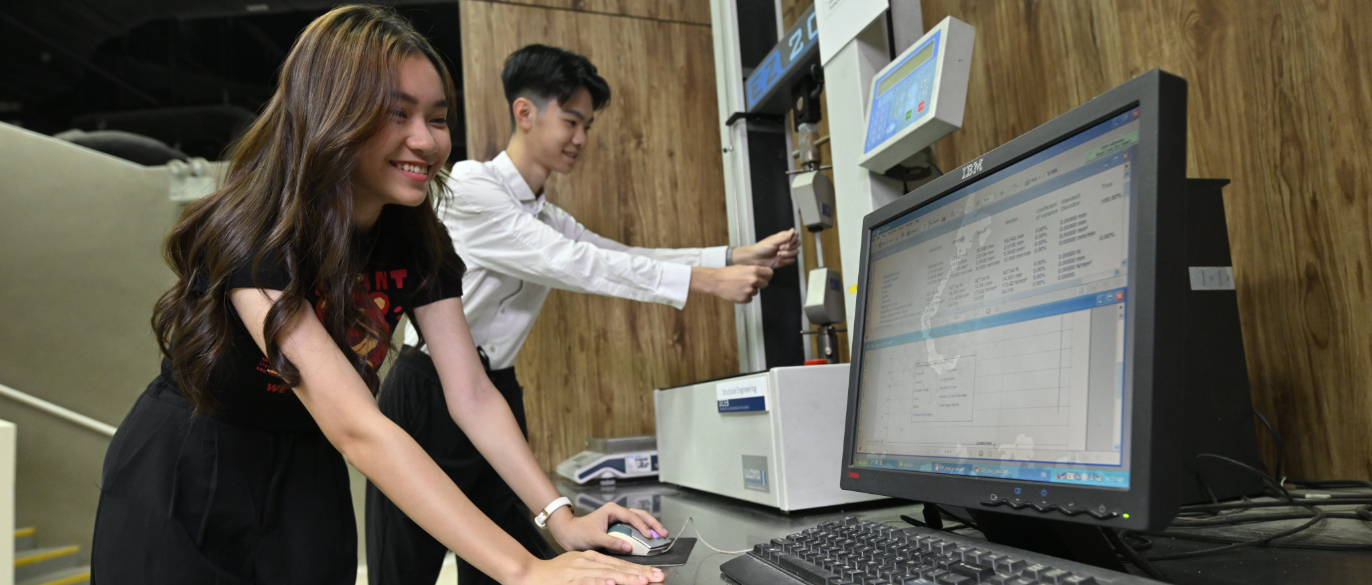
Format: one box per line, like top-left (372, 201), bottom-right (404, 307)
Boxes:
top-left (521, 86), bottom-right (594, 175)
top-left (352, 52), bottom-right (452, 224)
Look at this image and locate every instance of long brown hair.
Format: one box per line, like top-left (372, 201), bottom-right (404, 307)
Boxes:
top-left (152, 5), bottom-right (463, 414)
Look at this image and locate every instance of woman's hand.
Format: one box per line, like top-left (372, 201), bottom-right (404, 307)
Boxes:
top-left (519, 551), bottom-right (664, 585)
top-left (546, 503), bottom-right (670, 554)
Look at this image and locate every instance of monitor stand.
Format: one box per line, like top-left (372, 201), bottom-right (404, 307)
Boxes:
top-left (950, 179), bottom-right (1264, 573)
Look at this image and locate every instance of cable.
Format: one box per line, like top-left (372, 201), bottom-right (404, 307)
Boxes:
top-left (658, 517), bottom-right (752, 556)
top-left (1142, 509), bottom-right (1328, 560)
top-left (1181, 497), bottom-right (1372, 514)
top-left (1173, 511), bottom-right (1327, 528)
top-left (1140, 515), bottom-right (1372, 553)
top-left (1285, 479), bottom-right (1372, 491)
top-left (1194, 453), bottom-right (1294, 502)
top-left (1122, 533), bottom-right (1154, 551)
top-left (1102, 528), bottom-right (1171, 582)
top-left (1252, 409), bottom-right (1284, 480)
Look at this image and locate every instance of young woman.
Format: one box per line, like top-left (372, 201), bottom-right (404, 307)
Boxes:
top-left (91, 6), bottom-right (666, 584)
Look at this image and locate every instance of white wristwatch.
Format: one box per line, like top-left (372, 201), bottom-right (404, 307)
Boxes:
top-left (534, 497), bottom-right (573, 528)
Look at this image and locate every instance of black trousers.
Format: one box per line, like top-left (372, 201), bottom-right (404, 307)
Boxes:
top-left (365, 346), bottom-right (556, 585)
top-left (92, 378), bottom-right (356, 584)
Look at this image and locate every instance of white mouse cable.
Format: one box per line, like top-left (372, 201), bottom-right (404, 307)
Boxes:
top-left (657, 517), bottom-right (752, 555)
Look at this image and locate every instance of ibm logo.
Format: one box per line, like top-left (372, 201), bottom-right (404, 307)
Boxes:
top-left (961, 158), bottom-right (984, 179)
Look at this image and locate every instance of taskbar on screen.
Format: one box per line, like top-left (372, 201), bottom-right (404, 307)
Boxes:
top-left (853, 455), bottom-right (1129, 489)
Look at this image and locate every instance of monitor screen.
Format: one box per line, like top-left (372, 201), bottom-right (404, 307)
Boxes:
top-left (851, 106), bottom-right (1142, 490)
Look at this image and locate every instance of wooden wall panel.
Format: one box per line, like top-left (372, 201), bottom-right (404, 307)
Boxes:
top-left (470, 0), bottom-right (709, 25)
top-left (460, 0), bottom-right (735, 472)
top-left (919, 0), bottom-right (1372, 480)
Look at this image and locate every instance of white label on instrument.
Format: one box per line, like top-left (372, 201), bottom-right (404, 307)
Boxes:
top-left (1189, 267), bottom-right (1235, 290)
top-left (717, 377), bottom-right (769, 413)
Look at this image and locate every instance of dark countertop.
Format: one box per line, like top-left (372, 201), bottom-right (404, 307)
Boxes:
top-left (554, 475), bottom-right (924, 584)
top-left (554, 476), bottom-right (1372, 585)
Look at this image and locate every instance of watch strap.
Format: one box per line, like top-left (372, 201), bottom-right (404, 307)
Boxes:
top-left (534, 496), bottom-right (573, 528)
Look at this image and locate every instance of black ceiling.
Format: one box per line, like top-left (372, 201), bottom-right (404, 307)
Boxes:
top-left (0, 1), bottom-right (465, 160)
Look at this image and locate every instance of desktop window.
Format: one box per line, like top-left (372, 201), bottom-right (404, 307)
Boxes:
top-left (852, 107), bottom-right (1141, 490)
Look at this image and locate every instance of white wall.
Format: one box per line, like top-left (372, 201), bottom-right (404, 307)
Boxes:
top-left (0, 122), bottom-right (179, 558)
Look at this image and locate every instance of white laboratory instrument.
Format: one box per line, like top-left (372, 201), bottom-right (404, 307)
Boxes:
top-left (654, 364), bottom-right (883, 511)
top-left (556, 436), bottom-right (659, 484)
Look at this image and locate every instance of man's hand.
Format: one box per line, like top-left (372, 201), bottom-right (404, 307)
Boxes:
top-left (691, 265), bottom-right (774, 303)
top-left (517, 551), bottom-right (664, 585)
top-left (544, 503), bottom-right (669, 554)
top-left (732, 229), bottom-right (800, 268)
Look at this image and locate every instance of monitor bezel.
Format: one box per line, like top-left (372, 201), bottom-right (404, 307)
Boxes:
top-left (840, 69), bottom-right (1188, 531)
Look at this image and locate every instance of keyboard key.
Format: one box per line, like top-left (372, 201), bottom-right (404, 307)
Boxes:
top-left (1021, 564), bottom-right (1050, 580)
top-left (1039, 569), bottom-right (1071, 584)
top-left (949, 561), bottom-right (994, 581)
top-left (1062, 577), bottom-right (1097, 585)
top-left (995, 558), bottom-right (1028, 575)
top-left (779, 554), bottom-right (841, 585)
top-left (937, 573), bottom-right (976, 585)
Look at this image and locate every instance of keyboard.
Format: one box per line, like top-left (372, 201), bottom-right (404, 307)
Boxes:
top-left (719, 517), bottom-right (1159, 585)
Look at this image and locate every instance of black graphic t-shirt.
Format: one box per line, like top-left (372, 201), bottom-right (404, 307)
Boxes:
top-left (177, 208), bottom-right (464, 432)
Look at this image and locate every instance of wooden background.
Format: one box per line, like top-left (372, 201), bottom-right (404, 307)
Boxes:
top-left (787, 0), bottom-right (1372, 481)
top-left (463, 0), bottom-right (1372, 481)
top-left (914, 0), bottom-right (1372, 483)
top-left (459, 0), bottom-right (737, 472)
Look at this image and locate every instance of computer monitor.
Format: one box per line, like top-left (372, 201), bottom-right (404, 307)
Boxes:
top-left (840, 70), bottom-right (1259, 534)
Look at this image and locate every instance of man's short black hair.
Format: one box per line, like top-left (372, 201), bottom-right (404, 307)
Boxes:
top-left (502, 44), bottom-right (611, 121)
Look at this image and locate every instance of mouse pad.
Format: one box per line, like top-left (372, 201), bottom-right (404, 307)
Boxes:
top-left (603, 537), bottom-right (697, 567)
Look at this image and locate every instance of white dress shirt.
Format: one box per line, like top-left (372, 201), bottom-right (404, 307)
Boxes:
top-left (405, 151), bottom-right (727, 370)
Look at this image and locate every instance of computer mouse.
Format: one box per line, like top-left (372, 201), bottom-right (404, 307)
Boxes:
top-left (607, 522), bottom-right (672, 556)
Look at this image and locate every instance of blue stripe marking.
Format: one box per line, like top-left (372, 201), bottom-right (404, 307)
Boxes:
top-left (863, 288), bottom-right (1126, 351)
top-left (718, 396), bottom-right (766, 413)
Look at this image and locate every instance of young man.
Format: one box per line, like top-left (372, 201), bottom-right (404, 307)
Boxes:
top-left (365, 45), bottom-right (799, 584)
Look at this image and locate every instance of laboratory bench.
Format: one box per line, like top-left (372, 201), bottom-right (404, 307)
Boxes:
top-left (551, 475), bottom-right (1372, 585)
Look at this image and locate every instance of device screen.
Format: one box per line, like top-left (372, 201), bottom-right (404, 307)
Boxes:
top-left (864, 31), bottom-right (941, 154)
top-left (852, 106), bottom-right (1142, 490)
